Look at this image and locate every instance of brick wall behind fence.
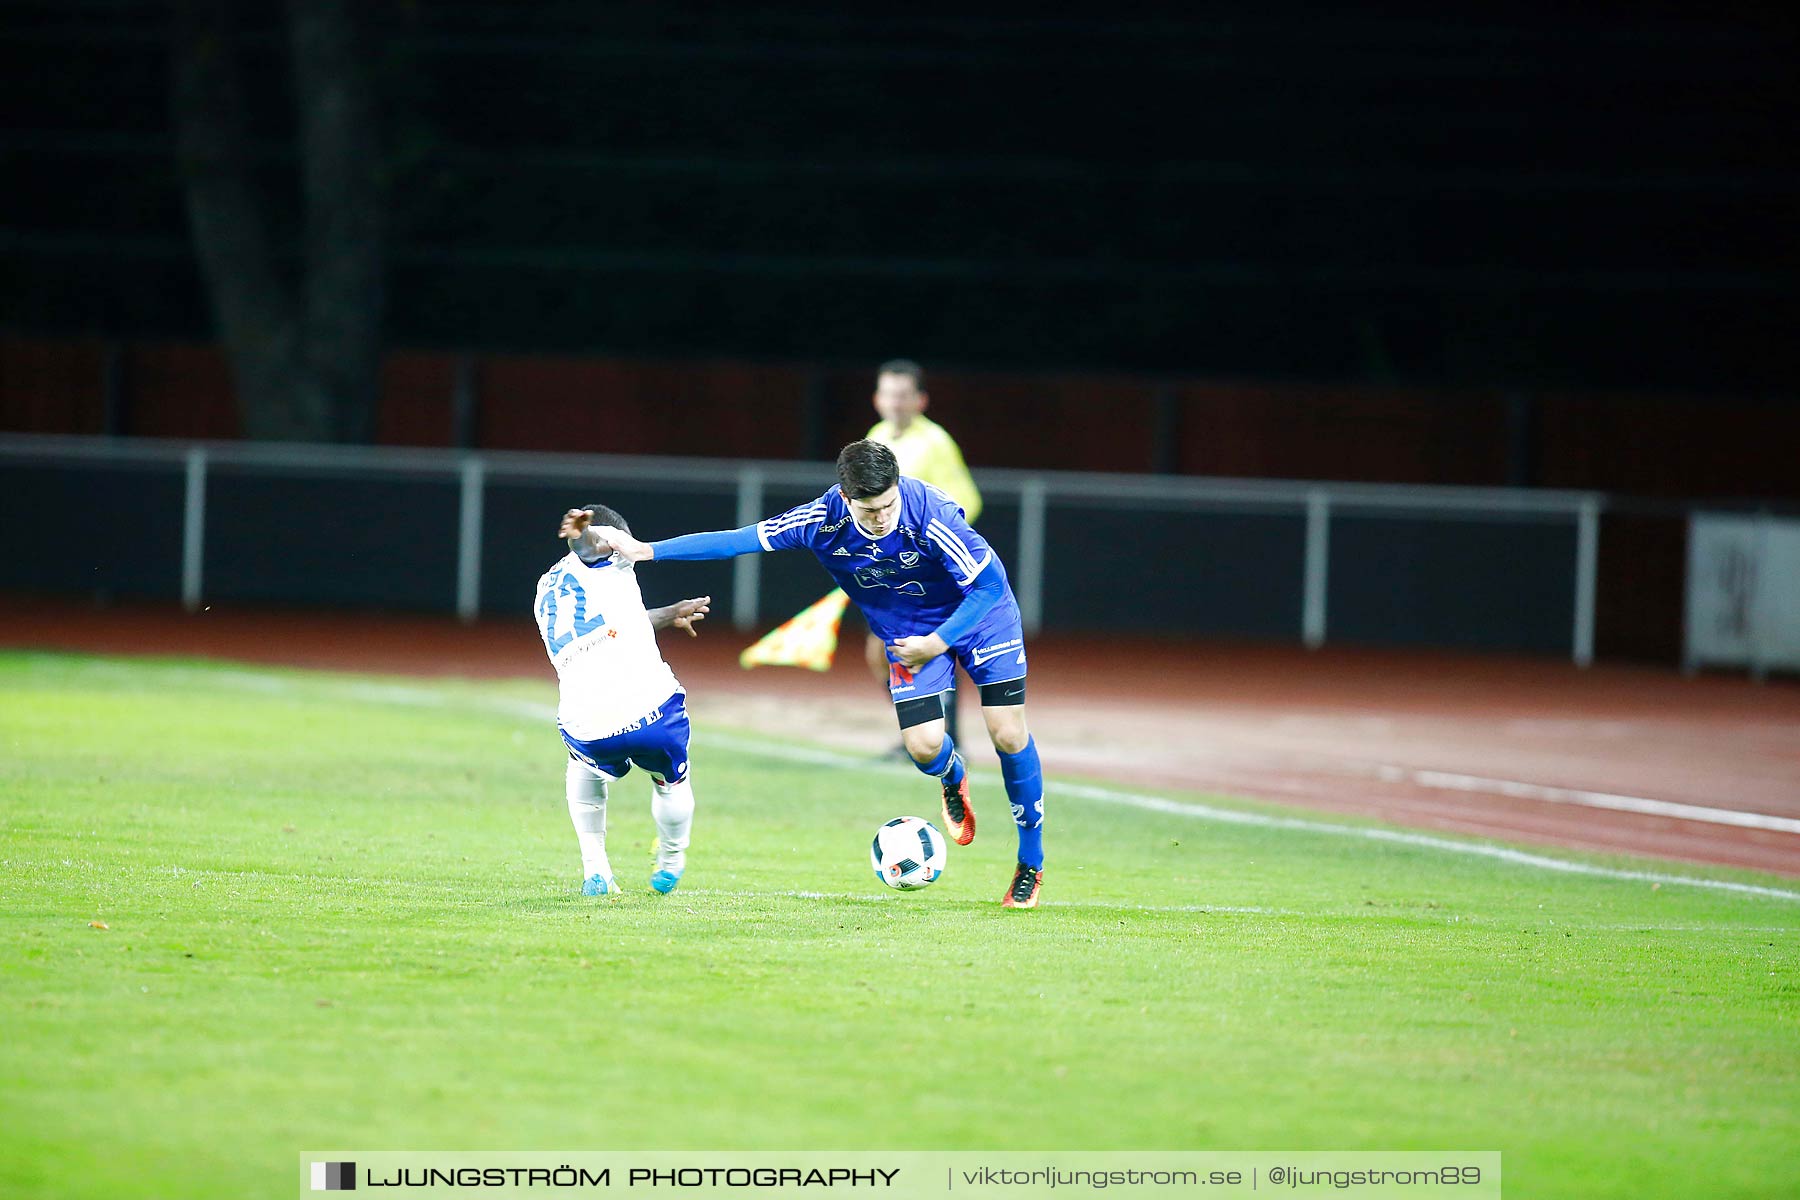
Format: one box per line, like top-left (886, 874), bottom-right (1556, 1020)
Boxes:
top-left (3, 337), bottom-right (1795, 501)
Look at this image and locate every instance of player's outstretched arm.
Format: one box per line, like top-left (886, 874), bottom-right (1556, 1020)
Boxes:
top-left (610, 494), bottom-right (825, 566)
top-left (649, 596), bottom-right (711, 638)
top-left (594, 524), bottom-right (655, 563)
top-left (574, 522), bottom-right (766, 566)
top-left (645, 526), bottom-right (765, 562)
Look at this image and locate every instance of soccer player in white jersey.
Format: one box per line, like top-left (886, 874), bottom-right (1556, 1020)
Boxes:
top-left (536, 503), bottom-right (711, 897)
top-left (588, 443), bottom-right (1048, 909)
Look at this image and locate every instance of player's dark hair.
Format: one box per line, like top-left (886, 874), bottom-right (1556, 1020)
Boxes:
top-left (581, 503), bottom-right (630, 534)
top-left (876, 359), bottom-right (925, 390)
top-left (836, 440), bottom-right (900, 500)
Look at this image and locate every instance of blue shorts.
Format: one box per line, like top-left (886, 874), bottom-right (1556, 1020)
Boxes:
top-left (560, 691), bottom-right (691, 783)
top-left (885, 600), bottom-right (1027, 704)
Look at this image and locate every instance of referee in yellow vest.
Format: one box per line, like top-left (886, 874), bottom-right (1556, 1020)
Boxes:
top-left (864, 359), bottom-right (982, 745)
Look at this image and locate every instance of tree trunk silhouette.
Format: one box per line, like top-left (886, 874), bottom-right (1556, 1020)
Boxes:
top-left (171, 0), bottom-right (384, 443)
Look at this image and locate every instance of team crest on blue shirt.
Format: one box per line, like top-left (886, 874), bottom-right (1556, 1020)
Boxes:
top-left (853, 558), bottom-right (928, 595)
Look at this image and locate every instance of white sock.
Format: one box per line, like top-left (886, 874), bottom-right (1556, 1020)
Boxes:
top-left (566, 759), bottom-right (613, 880)
top-left (651, 777), bottom-right (695, 872)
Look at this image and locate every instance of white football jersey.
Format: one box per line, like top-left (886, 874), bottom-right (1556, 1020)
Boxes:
top-left (533, 552), bottom-right (682, 740)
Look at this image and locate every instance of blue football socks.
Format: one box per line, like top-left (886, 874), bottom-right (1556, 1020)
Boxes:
top-left (999, 736), bottom-right (1045, 869)
top-left (917, 736), bottom-right (966, 788)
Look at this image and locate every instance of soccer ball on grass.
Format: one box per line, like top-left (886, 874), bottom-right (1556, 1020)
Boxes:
top-left (870, 816), bottom-right (947, 890)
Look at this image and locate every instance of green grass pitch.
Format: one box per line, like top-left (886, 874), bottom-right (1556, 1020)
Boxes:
top-left (2, 651), bottom-right (1796, 1199)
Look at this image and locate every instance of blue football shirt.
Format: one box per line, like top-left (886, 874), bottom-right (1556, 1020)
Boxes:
top-left (757, 477), bottom-right (1015, 642)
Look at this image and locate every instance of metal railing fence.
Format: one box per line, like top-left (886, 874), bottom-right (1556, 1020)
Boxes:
top-left (0, 433), bottom-right (1607, 664)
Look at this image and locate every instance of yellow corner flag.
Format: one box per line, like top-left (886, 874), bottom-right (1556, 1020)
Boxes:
top-left (739, 589), bottom-right (852, 672)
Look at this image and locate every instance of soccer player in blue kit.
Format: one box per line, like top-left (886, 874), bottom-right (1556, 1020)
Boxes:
top-left (592, 440), bottom-right (1047, 908)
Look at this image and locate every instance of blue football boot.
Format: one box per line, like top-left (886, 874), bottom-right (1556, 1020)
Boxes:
top-left (650, 847), bottom-right (686, 894)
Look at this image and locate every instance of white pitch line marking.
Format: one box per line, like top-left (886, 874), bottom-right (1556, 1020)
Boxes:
top-left (1044, 778), bottom-right (1800, 902)
top-left (67, 659), bottom-right (1800, 903)
top-left (699, 734), bottom-right (1800, 903)
top-left (1370, 764), bottom-right (1800, 835)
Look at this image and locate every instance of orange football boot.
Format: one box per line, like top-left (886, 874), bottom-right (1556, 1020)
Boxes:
top-left (940, 771), bottom-right (976, 846)
top-left (1002, 862), bottom-right (1042, 909)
